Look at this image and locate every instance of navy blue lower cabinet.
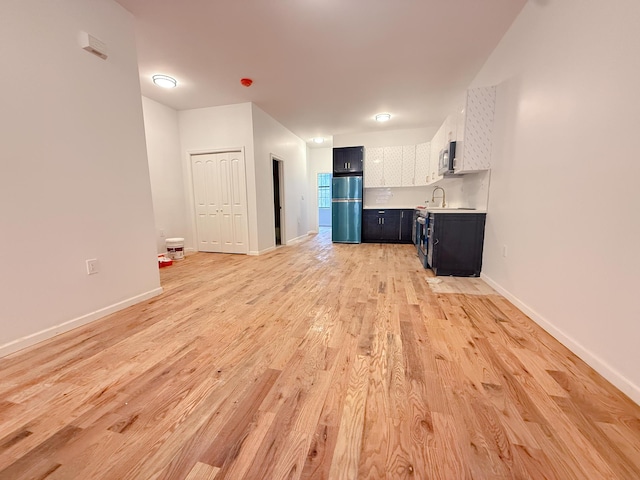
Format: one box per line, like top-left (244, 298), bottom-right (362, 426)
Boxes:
top-left (362, 209), bottom-right (413, 243)
top-left (427, 213), bottom-right (486, 277)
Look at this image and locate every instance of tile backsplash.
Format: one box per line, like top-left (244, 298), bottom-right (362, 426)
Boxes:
top-left (363, 172), bottom-right (489, 210)
top-left (363, 186), bottom-right (432, 208)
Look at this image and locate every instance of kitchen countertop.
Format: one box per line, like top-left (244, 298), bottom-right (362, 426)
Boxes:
top-left (426, 208), bottom-right (486, 214)
top-left (362, 206), bottom-right (487, 214)
top-left (362, 205), bottom-right (418, 210)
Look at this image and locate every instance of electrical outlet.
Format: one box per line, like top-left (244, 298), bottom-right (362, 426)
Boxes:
top-left (159, 229), bottom-right (165, 238)
top-left (502, 245), bottom-right (508, 258)
top-left (86, 259), bottom-right (99, 275)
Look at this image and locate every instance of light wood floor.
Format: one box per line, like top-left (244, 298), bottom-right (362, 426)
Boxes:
top-left (1, 229), bottom-right (639, 479)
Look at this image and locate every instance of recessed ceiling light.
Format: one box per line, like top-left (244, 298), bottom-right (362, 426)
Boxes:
top-left (375, 113), bottom-right (391, 122)
top-left (152, 74), bottom-right (177, 88)
top-left (313, 137), bottom-right (325, 144)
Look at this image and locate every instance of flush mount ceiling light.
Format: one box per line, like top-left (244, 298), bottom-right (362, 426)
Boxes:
top-left (312, 137), bottom-right (325, 144)
top-left (152, 74), bottom-right (177, 88)
top-left (375, 113), bottom-right (391, 122)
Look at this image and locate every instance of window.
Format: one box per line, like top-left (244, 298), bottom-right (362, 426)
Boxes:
top-left (317, 173), bottom-right (332, 208)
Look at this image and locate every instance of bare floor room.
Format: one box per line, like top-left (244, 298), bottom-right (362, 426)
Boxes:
top-left (2, 0), bottom-right (640, 478)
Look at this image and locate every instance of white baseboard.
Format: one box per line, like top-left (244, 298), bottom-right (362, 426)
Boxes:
top-left (248, 234), bottom-right (311, 256)
top-left (286, 234), bottom-right (309, 245)
top-left (481, 273), bottom-right (640, 405)
top-left (249, 245), bottom-right (276, 256)
top-left (0, 287), bottom-right (163, 358)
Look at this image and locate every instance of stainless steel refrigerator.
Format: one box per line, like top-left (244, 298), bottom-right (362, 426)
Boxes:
top-left (331, 176), bottom-right (362, 243)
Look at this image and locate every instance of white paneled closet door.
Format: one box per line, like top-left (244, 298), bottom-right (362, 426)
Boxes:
top-left (191, 151), bottom-right (248, 254)
top-left (192, 154), bottom-right (223, 252)
top-left (217, 154), bottom-right (234, 253)
top-left (228, 152), bottom-right (248, 253)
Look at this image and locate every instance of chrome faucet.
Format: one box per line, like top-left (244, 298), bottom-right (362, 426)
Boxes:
top-left (431, 186), bottom-right (446, 208)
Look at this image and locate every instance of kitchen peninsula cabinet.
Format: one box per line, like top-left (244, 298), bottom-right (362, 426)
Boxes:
top-left (427, 212), bottom-right (486, 276)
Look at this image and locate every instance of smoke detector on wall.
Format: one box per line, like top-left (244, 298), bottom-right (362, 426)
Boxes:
top-left (79, 32), bottom-right (108, 60)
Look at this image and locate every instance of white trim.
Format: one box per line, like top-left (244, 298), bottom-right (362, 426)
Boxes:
top-left (308, 230), bottom-right (318, 235)
top-left (0, 287), bottom-right (163, 358)
top-left (249, 235), bottom-right (310, 255)
top-left (287, 234), bottom-right (310, 245)
top-left (249, 245), bottom-right (277, 256)
top-left (188, 147), bottom-right (243, 155)
top-left (481, 273), bottom-right (640, 405)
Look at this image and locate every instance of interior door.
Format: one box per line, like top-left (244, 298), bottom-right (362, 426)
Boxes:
top-left (191, 151), bottom-right (248, 255)
top-left (229, 151), bottom-right (248, 253)
top-left (192, 154), bottom-right (222, 252)
top-left (217, 154), bottom-right (234, 253)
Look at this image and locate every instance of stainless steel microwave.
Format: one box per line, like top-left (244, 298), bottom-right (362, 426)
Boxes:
top-left (438, 141), bottom-right (457, 175)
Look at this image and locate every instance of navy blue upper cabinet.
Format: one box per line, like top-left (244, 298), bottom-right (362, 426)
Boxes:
top-left (333, 146), bottom-right (363, 176)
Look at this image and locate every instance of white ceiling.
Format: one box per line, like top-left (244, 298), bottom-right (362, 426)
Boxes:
top-left (115, 0), bottom-right (526, 146)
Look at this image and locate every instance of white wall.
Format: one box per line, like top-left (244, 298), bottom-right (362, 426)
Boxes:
top-left (177, 102), bottom-right (307, 254)
top-left (177, 103), bottom-right (257, 252)
top-left (251, 104), bottom-right (309, 251)
top-left (333, 127), bottom-right (434, 149)
top-left (0, 0), bottom-right (161, 356)
top-left (460, 170), bottom-right (491, 210)
top-left (142, 97), bottom-right (188, 253)
top-left (474, 0), bottom-right (640, 402)
top-left (307, 147), bottom-right (333, 233)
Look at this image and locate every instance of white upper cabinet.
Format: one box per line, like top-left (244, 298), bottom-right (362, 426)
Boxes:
top-left (364, 147), bottom-right (384, 187)
top-left (364, 145), bottom-right (419, 188)
top-left (383, 146), bottom-right (403, 187)
top-left (453, 85), bottom-right (496, 174)
top-left (444, 114), bottom-right (457, 145)
top-left (429, 124), bottom-right (445, 184)
top-left (401, 145), bottom-right (416, 186)
top-left (414, 142), bottom-right (430, 186)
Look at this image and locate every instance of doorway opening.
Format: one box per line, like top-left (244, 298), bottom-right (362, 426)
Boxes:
top-left (273, 158), bottom-right (284, 246)
top-left (317, 172), bottom-right (332, 229)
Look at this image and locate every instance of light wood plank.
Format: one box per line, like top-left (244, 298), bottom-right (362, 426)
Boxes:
top-left (0, 229), bottom-right (638, 479)
top-left (185, 462), bottom-right (220, 480)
